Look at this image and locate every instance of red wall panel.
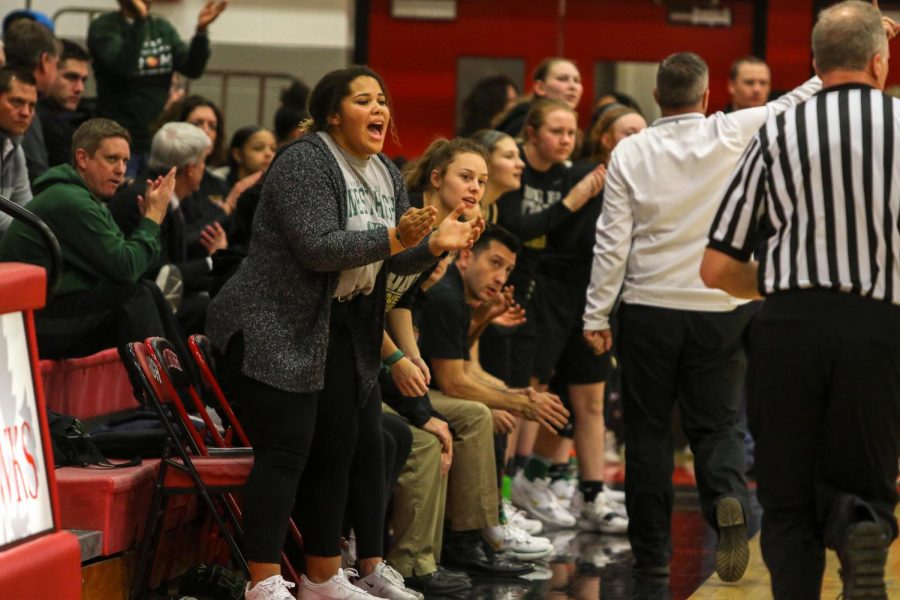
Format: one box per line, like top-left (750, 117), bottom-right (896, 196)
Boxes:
top-left (369, 0), bottom-right (560, 158)
top-left (368, 0), bottom-right (893, 158)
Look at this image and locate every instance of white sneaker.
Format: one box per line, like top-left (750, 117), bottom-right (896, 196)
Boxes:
top-left (549, 478), bottom-right (577, 509)
top-left (510, 472), bottom-right (577, 528)
top-left (578, 493), bottom-right (629, 535)
top-left (604, 487), bottom-right (626, 506)
top-left (502, 498), bottom-right (543, 535)
top-left (483, 523), bottom-right (553, 560)
top-left (353, 563), bottom-right (421, 600)
top-left (245, 574), bottom-right (297, 600)
top-left (298, 568), bottom-right (383, 600)
top-left (569, 488), bottom-right (627, 519)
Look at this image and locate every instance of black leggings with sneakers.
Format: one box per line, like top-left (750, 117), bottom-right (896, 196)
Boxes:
top-left (223, 304), bottom-right (386, 563)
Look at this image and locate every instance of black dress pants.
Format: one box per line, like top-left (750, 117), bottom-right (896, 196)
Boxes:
top-left (616, 302), bottom-right (753, 569)
top-left (747, 290), bottom-right (900, 600)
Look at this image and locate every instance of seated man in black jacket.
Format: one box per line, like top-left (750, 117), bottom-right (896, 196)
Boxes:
top-left (109, 121), bottom-right (225, 335)
top-left (38, 39), bottom-right (91, 168)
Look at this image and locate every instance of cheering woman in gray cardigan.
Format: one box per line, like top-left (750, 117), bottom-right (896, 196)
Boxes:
top-left (207, 66), bottom-right (481, 600)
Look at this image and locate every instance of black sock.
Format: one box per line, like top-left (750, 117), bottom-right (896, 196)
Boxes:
top-left (549, 463), bottom-right (570, 482)
top-left (579, 480), bottom-right (605, 503)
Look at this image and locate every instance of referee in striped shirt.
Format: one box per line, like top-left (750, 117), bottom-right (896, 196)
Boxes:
top-left (702, 2), bottom-right (899, 598)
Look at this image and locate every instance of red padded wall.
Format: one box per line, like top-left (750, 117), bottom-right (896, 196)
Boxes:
top-left (367, 0), bottom-right (900, 159)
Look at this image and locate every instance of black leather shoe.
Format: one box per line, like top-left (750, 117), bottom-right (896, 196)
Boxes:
top-left (442, 530), bottom-right (534, 576)
top-left (405, 566), bottom-right (471, 595)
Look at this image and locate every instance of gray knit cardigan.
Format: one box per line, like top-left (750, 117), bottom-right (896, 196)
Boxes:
top-left (206, 133), bottom-right (436, 397)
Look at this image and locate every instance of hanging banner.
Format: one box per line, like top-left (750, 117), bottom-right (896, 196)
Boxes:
top-left (0, 312), bottom-right (53, 548)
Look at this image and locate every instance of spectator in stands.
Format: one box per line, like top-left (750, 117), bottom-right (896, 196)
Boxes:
top-left (4, 18), bottom-right (60, 183)
top-left (157, 94), bottom-right (225, 167)
top-left (39, 40), bottom-right (91, 168)
top-left (274, 79), bottom-right (310, 146)
top-left (0, 118), bottom-right (188, 391)
top-left (726, 56), bottom-right (771, 112)
top-left (155, 95), bottom-right (251, 254)
top-left (2, 9), bottom-right (55, 37)
top-left (457, 75), bottom-right (518, 137)
top-left (88, 0), bottom-right (228, 178)
top-left (206, 65), bottom-right (478, 600)
top-left (216, 125), bottom-right (276, 187)
top-left (0, 40), bottom-right (5, 67)
top-left (0, 68), bottom-right (36, 237)
top-left (496, 58), bottom-right (583, 137)
top-left (109, 122), bottom-right (220, 335)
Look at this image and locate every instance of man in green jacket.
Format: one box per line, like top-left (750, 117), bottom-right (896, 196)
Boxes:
top-left (88, 0), bottom-right (227, 177)
top-left (0, 118), bottom-right (182, 375)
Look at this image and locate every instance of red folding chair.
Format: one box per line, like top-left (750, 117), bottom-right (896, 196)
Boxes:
top-left (187, 335), bottom-right (305, 554)
top-left (126, 340), bottom-right (252, 600)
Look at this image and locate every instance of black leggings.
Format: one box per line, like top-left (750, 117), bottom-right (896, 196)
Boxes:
top-left (224, 309), bottom-right (386, 563)
top-left (344, 412), bottom-right (412, 557)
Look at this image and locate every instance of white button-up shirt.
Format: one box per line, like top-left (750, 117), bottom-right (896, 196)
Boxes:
top-left (583, 77), bottom-right (822, 330)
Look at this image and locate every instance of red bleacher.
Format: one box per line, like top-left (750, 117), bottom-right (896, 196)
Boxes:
top-left (40, 347), bottom-right (136, 420)
top-left (39, 348), bottom-right (155, 557)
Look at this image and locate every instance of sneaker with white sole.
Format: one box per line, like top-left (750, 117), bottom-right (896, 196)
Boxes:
top-left (511, 472), bottom-right (577, 528)
top-left (502, 498), bottom-right (543, 535)
top-left (549, 478), bottom-right (577, 509)
top-left (245, 574), bottom-right (297, 600)
top-left (483, 523), bottom-right (553, 560)
top-left (298, 568), bottom-right (384, 600)
top-left (577, 493), bottom-right (629, 534)
top-left (353, 563), bottom-right (421, 600)
top-left (569, 489), bottom-right (627, 521)
top-left (604, 487), bottom-right (626, 506)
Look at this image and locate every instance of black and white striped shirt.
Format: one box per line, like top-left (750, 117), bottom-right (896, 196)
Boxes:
top-left (708, 83), bottom-right (900, 304)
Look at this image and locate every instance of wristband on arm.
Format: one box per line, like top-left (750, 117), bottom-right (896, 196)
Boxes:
top-left (383, 349), bottom-right (405, 367)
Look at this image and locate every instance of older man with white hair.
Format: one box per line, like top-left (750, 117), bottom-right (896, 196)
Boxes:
top-left (702, 2), bottom-right (900, 597)
top-left (110, 121), bottom-right (224, 334)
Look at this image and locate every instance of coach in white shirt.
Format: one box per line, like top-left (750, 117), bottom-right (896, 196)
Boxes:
top-left (582, 52), bottom-right (820, 583)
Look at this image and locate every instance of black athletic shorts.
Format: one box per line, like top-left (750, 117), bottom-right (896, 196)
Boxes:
top-left (480, 278), bottom-right (539, 388)
top-left (532, 274), bottom-right (610, 386)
